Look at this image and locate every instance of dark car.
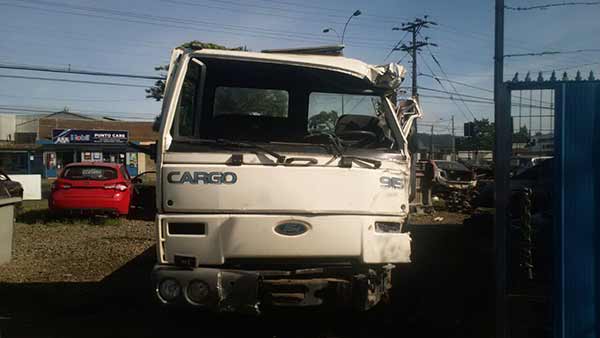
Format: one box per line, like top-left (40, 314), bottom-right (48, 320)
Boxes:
top-left (0, 170), bottom-right (24, 199)
top-left (474, 157), bottom-right (553, 212)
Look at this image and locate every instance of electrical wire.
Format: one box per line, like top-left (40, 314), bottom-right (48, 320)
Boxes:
top-left (505, 49), bottom-right (600, 58)
top-left (0, 64), bottom-right (163, 80)
top-left (383, 31), bottom-right (409, 62)
top-left (0, 93), bottom-right (147, 103)
top-left (419, 38), bottom-right (478, 120)
top-left (505, 1), bottom-right (600, 10)
top-left (5, 0), bottom-right (394, 48)
top-left (417, 53), bottom-right (472, 121)
top-left (0, 74), bottom-right (150, 88)
top-left (419, 73), bottom-right (555, 106)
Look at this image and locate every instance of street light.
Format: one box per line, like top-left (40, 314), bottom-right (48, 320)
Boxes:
top-left (322, 27), bottom-right (341, 41)
top-left (341, 10), bottom-right (362, 45)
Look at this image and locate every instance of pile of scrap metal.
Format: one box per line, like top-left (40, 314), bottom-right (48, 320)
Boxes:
top-left (419, 159), bottom-right (478, 213)
top-left (459, 159), bottom-right (494, 180)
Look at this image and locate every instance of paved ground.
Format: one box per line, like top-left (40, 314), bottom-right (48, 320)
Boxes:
top-left (0, 204), bottom-right (494, 338)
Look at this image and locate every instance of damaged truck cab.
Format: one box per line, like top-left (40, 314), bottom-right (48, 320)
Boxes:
top-left (152, 46), bottom-right (422, 313)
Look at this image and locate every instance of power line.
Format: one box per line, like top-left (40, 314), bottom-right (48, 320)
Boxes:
top-left (397, 52), bottom-right (410, 64)
top-left (420, 94), bottom-right (495, 105)
top-left (5, 0), bottom-right (394, 48)
top-left (505, 49), bottom-right (600, 58)
top-left (0, 74), bottom-right (150, 88)
top-left (420, 73), bottom-right (493, 93)
top-left (420, 39), bottom-right (478, 120)
top-left (505, 1), bottom-right (600, 10)
top-left (0, 108), bottom-right (154, 120)
top-left (6, 0), bottom-right (398, 47)
top-left (420, 94), bottom-right (553, 110)
top-left (383, 31), bottom-right (409, 62)
top-left (419, 73), bottom-right (554, 106)
top-left (164, 0), bottom-right (400, 25)
top-left (417, 52), bottom-right (472, 121)
top-left (0, 64), bottom-right (163, 80)
top-left (0, 93), bottom-right (147, 103)
top-left (417, 86), bottom-right (494, 102)
top-left (160, 0), bottom-right (405, 31)
top-left (0, 104), bottom-right (155, 119)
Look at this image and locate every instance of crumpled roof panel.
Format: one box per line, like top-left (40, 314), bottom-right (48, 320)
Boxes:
top-left (187, 49), bottom-right (406, 90)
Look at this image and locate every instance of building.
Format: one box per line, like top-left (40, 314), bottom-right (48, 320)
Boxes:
top-left (525, 133), bottom-right (554, 155)
top-left (0, 111), bottom-right (157, 177)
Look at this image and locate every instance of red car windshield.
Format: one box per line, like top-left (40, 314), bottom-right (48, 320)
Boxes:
top-left (62, 166), bottom-right (118, 181)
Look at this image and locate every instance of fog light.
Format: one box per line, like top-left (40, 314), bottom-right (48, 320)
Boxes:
top-left (187, 280), bottom-right (210, 304)
top-left (158, 278), bottom-right (181, 302)
top-left (375, 221), bottom-right (401, 233)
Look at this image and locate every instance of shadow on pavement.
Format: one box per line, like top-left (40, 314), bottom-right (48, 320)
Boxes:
top-left (0, 221), bottom-right (494, 338)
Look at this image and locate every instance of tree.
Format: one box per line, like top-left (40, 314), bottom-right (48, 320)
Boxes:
top-left (512, 125), bottom-right (529, 144)
top-left (308, 110), bottom-right (339, 132)
top-left (456, 119), bottom-right (532, 151)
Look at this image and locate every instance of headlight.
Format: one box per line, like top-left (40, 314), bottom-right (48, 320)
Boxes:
top-left (187, 280), bottom-right (210, 304)
top-left (158, 278), bottom-right (181, 302)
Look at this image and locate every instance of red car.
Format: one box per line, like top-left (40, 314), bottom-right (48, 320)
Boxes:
top-left (49, 162), bottom-right (133, 216)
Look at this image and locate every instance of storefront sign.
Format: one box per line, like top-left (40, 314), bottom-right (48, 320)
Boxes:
top-left (52, 129), bottom-right (129, 144)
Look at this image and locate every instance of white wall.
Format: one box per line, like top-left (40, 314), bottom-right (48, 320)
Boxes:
top-left (15, 115), bottom-right (39, 134)
top-left (9, 174), bottom-right (42, 200)
top-left (0, 115), bottom-right (16, 141)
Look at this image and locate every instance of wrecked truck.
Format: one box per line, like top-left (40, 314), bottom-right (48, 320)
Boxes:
top-left (151, 45), bottom-right (422, 313)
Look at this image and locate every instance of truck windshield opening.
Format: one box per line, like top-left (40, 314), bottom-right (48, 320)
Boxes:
top-left (169, 57), bottom-right (397, 152)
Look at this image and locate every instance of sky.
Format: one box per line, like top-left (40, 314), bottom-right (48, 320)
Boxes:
top-left (0, 0), bottom-right (599, 135)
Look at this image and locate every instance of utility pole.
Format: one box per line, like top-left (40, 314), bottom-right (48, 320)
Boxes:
top-left (398, 16), bottom-right (438, 100)
top-left (451, 115), bottom-right (455, 160)
top-left (493, 1), bottom-right (509, 338)
top-left (429, 124), bottom-right (434, 159)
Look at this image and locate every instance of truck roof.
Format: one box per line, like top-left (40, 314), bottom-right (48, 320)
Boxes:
top-left (185, 48), bottom-right (405, 89)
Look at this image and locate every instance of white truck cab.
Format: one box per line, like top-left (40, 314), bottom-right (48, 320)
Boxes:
top-left (152, 46), bottom-right (422, 314)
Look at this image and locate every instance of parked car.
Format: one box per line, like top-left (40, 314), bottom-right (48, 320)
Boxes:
top-left (510, 155), bottom-right (553, 177)
top-left (0, 170), bottom-right (24, 199)
top-left (474, 158), bottom-right (553, 212)
top-left (49, 162), bottom-right (134, 216)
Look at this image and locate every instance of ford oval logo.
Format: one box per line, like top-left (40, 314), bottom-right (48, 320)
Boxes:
top-left (274, 222), bottom-right (309, 236)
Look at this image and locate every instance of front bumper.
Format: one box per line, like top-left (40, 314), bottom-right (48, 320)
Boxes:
top-left (151, 263), bottom-right (394, 313)
top-left (152, 265), bottom-right (261, 314)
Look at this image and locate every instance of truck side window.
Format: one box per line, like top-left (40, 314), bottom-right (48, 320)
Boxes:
top-left (172, 59), bottom-right (202, 137)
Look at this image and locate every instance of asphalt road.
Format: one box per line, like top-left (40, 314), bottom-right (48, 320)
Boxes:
top-left (0, 219), bottom-right (495, 338)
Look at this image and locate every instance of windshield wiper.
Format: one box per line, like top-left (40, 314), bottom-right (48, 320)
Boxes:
top-left (304, 132), bottom-right (344, 157)
top-left (304, 132), bottom-right (381, 169)
top-left (339, 156), bottom-right (381, 169)
top-left (175, 138), bottom-right (286, 164)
